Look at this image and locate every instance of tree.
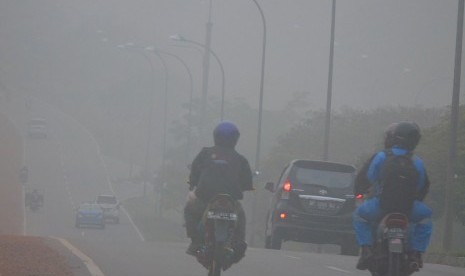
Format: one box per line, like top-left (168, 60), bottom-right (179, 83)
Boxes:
top-left (416, 105), bottom-right (465, 222)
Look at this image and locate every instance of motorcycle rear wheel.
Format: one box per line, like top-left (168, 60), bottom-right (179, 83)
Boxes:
top-left (388, 252), bottom-right (402, 276)
top-left (208, 243), bottom-right (223, 276)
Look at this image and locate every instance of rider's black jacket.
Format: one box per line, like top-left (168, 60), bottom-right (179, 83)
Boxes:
top-left (189, 146), bottom-right (253, 201)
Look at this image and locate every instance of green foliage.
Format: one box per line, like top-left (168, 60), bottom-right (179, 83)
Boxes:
top-left (260, 106), bottom-right (445, 184)
top-left (417, 106), bottom-right (465, 222)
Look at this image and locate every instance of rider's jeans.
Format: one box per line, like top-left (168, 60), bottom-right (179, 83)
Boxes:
top-left (352, 197), bottom-right (432, 252)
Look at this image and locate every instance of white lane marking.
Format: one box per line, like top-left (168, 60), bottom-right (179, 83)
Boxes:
top-left (35, 98), bottom-right (145, 242)
top-left (121, 206), bottom-right (145, 242)
top-left (326, 266), bottom-right (353, 274)
top-left (54, 237), bottom-right (105, 276)
top-left (286, 255), bottom-right (301, 260)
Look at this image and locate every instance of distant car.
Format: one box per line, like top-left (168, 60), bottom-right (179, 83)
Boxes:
top-left (75, 202), bottom-right (105, 229)
top-left (264, 159), bottom-right (359, 256)
top-left (27, 118), bottom-right (48, 139)
top-left (96, 195), bottom-right (120, 223)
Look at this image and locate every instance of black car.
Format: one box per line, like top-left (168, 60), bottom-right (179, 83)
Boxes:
top-left (264, 159), bottom-right (359, 255)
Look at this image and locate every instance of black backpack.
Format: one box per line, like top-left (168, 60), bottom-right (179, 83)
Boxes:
top-left (379, 150), bottom-right (418, 215)
top-left (195, 148), bottom-right (242, 202)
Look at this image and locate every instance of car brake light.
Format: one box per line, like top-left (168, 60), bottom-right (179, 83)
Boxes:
top-left (279, 212), bottom-right (287, 219)
top-left (355, 194), bottom-right (363, 200)
top-left (283, 181), bottom-right (292, 192)
top-left (281, 180), bottom-right (292, 199)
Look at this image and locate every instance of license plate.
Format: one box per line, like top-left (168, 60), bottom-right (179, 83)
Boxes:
top-left (389, 238), bottom-right (404, 253)
top-left (387, 228), bottom-right (405, 238)
top-left (207, 211), bottom-right (237, 221)
top-left (317, 201), bottom-right (328, 209)
top-left (308, 200), bottom-right (338, 210)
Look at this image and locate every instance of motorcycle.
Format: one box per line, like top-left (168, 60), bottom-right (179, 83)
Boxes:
top-left (25, 191), bottom-right (44, 212)
top-left (369, 213), bottom-right (420, 276)
top-left (196, 194), bottom-right (246, 276)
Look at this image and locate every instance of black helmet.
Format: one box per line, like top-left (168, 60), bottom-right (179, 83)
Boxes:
top-left (213, 121), bottom-right (240, 148)
top-left (392, 121), bottom-right (421, 151)
top-left (384, 123), bottom-right (398, 149)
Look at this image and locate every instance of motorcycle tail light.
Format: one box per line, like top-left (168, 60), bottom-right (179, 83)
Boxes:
top-left (385, 214), bottom-right (408, 229)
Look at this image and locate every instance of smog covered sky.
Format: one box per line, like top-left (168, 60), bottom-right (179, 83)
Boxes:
top-left (0, 0), bottom-right (463, 113)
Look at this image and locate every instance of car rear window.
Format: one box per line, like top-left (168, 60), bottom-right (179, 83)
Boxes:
top-left (80, 204), bottom-right (100, 211)
top-left (97, 196), bottom-right (117, 204)
top-left (294, 167), bottom-right (353, 188)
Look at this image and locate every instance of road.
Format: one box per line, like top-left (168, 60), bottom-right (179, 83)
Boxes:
top-left (4, 96), bottom-right (464, 276)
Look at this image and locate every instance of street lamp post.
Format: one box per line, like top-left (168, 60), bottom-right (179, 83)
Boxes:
top-left (117, 43), bottom-right (157, 197)
top-left (246, 0), bottom-right (267, 247)
top-left (201, 0), bottom-right (214, 140)
top-left (323, 0), bottom-right (336, 162)
top-left (170, 34), bottom-right (226, 122)
top-left (146, 47), bottom-right (195, 162)
top-left (443, 0), bottom-right (463, 251)
top-left (151, 52), bottom-right (169, 185)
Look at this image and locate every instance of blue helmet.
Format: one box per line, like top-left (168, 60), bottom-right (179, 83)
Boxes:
top-left (213, 121), bottom-right (240, 148)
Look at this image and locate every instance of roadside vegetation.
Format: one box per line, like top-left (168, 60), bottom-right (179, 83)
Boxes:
top-left (45, 88), bottom-right (465, 254)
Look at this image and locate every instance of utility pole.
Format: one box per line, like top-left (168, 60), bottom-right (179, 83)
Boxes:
top-left (200, 0), bottom-right (214, 143)
top-left (443, 0), bottom-right (463, 251)
top-left (249, 0), bottom-right (267, 247)
top-left (323, 0), bottom-right (336, 162)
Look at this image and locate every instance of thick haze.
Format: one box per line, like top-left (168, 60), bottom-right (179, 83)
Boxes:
top-left (1, 0), bottom-right (464, 168)
top-left (0, 0), bottom-right (463, 110)
top-left (2, 1), bottom-right (465, 266)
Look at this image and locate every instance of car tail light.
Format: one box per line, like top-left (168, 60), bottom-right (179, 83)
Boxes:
top-left (281, 180), bottom-right (292, 199)
top-left (355, 194), bottom-right (364, 206)
top-left (279, 212), bottom-right (287, 219)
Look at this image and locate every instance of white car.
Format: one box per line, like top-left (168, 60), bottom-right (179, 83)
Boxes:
top-left (96, 195), bottom-right (120, 223)
top-left (27, 118), bottom-right (48, 139)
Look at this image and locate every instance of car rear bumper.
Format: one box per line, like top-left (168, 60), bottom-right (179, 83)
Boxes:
top-left (102, 209), bottom-right (119, 219)
top-left (76, 217), bottom-right (104, 225)
top-left (272, 208), bottom-right (355, 244)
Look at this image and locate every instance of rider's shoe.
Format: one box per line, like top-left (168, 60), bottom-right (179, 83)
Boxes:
top-left (409, 251), bottom-right (423, 271)
top-left (231, 240), bottom-right (247, 263)
top-left (356, 246), bottom-right (373, 270)
top-left (186, 239), bottom-right (202, 256)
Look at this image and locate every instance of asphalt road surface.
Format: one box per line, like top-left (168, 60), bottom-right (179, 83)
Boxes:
top-left (5, 96), bottom-right (464, 276)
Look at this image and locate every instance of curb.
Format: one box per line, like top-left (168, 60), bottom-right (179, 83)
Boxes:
top-left (53, 237), bottom-right (105, 276)
top-left (425, 254), bottom-right (465, 267)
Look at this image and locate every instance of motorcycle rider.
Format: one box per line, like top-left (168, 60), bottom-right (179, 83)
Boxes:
top-left (354, 123), bottom-right (398, 196)
top-left (29, 189), bottom-right (42, 208)
top-left (353, 122), bottom-right (432, 270)
top-left (184, 121), bottom-right (253, 256)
